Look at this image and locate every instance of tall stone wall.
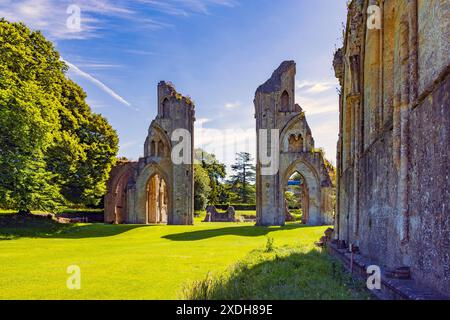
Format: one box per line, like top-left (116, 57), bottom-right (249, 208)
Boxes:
top-left (334, 0), bottom-right (449, 296)
top-left (255, 61), bottom-right (334, 226)
top-left (104, 81), bottom-right (195, 225)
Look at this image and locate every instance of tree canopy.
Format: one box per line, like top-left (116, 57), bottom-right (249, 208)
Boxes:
top-left (194, 148), bottom-right (227, 204)
top-left (193, 164), bottom-right (211, 211)
top-left (229, 152), bottom-right (256, 204)
top-left (0, 19), bottom-right (118, 213)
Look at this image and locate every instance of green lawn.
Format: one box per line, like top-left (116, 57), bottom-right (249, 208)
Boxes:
top-left (0, 214), bottom-right (363, 300)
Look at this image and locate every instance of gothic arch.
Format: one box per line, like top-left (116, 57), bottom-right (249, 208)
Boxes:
top-left (280, 90), bottom-right (290, 112)
top-left (104, 163), bottom-right (135, 224)
top-left (134, 163), bottom-right (172, 224)
top-left (146, 123), bottom-right (172, 158)
top-left (288, 134), bottom-right (304, 152)
top-left (105, 81), bottom-right (194, 226)
top-left (281, 159), bottom-right (322, 225)
top-left (162, 98), bottom-right (170, 118)
top-left (113, 172), bottom-right (129, 224)
top-left (146, 173), bottom-right (169, 224)
top-left (280, 114), bottom-right (309, 152)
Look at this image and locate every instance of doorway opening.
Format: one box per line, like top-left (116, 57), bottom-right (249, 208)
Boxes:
top-left (284, 171), bottom-right (309, 224)
top-left (147, 174), bottom-right (169, 224)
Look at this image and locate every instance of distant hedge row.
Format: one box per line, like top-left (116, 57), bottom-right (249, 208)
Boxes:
top-left (214, 204), bottom-right (256, 211)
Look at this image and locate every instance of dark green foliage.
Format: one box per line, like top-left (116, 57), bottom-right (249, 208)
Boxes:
top-left (0, 19), bottom-right (118, 212)
top-left (194, 165), bottom-right (211, 211)
top-left (0, 213), bottom-right (71, 240)
top-left (229, 152), bottom-right (256, 203)
top-left (194, 149), bottom-right (227, 204)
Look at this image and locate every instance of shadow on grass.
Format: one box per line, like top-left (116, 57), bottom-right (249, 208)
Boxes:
top-left (180, 247), bottom-right (370, 300)
top-left (0, 214), bottom-right (149, 240)
top-left (163, 223), bottom-right (307, 241)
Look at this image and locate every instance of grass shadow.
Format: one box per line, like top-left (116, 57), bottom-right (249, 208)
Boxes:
top-left (46, 223), bottom-right (151, 239)
top-left (0, 214), bottom-right (149, 240)
top-left (163, 223), bottom-right (307, 241)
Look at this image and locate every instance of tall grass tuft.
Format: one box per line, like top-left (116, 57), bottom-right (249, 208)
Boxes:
top-left (265, 236), bottom-right (275, 252)
top-left (179, 246), bottom-right (371, 300)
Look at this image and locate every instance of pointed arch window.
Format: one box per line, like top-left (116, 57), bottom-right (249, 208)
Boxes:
top-left (162, 98), bottom-right (170, 118)
top-left (280, 90), bottom-right (289, 112)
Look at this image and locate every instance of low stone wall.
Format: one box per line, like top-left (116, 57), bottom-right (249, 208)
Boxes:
top-left (203, 206), bottom-right (236, 222)
top-left (57, 212), bottom-right (104, 223)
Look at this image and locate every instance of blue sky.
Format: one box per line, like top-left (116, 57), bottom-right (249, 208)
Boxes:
top-left (0, 0), bottom-right (347, 169)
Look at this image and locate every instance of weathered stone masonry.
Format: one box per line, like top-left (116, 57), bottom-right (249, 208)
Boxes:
top-left (334, 0), bottom-right (449, 296)
top-left (255, 61), bottom-right (334, 226)
top-left (105, 81), bottom-right (195, 225)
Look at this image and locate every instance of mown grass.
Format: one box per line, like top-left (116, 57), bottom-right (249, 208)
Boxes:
top-left (0, 213), bottom-right (365, 300)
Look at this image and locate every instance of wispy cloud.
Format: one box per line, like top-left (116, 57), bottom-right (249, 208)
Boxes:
top-left (296, 79), bottom-right (339, 116)
top-left (124, 49), bottom-right (158, 56)
top-left (63, 59), bottom-right (133, 109)
top-left (196, 118), bottom-right (212, 125)
top-left (296, 80), bottom-right (336, 94)
top-left (137, 0), bottom-right (238, 16)
top-left (74, 60), bottom-right (123, 70)
top-left (224, 101), bottom-right (242, 109)
top-left (120, 140), bottom-right (140, 150)
top-left (295, 78), bottom-right (340, 163)
top-left (0, 0), bottom-right (102, 40)
top-left (0, 0), bottom-right (238, 40)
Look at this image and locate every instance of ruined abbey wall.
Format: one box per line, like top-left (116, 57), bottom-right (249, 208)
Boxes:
top-left (255, 61), bottom-right (334, 226)
top-left (334, 0), bottom-right (449, 296)
top-left (104, 81), bottom-right (195, 225)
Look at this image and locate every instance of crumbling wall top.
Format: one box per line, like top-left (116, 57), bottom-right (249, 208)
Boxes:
top-left (158, 81), bottom-right (195, 108)
top-left (256, 60), bottom-right (296, 94)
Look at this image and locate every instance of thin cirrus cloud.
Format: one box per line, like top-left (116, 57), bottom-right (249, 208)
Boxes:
top-left (224, 101), bottom-right (242, 109)
top-left (295, 79), bottom-right (339, 116)
top-left (0, 0), bottom-right (103, 40)
top-left (62, 59), bottom-right (134, 109)
top-left (137, 0), bottom-right (237, 16)
top-left (296, 80), bottom-right (336, 94)
top-left (295, 79), bottom-right (340, 163)
top-left (0, 0), bottom-right (238, 40)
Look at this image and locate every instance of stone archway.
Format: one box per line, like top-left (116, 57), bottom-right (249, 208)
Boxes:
top-left (146, 173), bottom-right (169, 224)
top-left (104, 162), bottom-right (136, 224)
top-left (114, 175), bottom-right (128, 224)
top-left (284, 171), bottom-right (310, 224)
top-left (104, 81), bottom-right (195, 226)
top-left (255, 61), bottom-right (333, 226)
top-left (281, 160), bottom-right (321, 225)
top-left (133, 163), bottom-right (172, 224)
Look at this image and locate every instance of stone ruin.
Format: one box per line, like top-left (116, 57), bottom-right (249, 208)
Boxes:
top-left (254, 61), bottom-right (335, 226)
top-left (203, 205), bottom-right (236, 223)
top-left (104, 81), bottom-right (195, 225)
top-left (333, 0), bottom-right (450, 297)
